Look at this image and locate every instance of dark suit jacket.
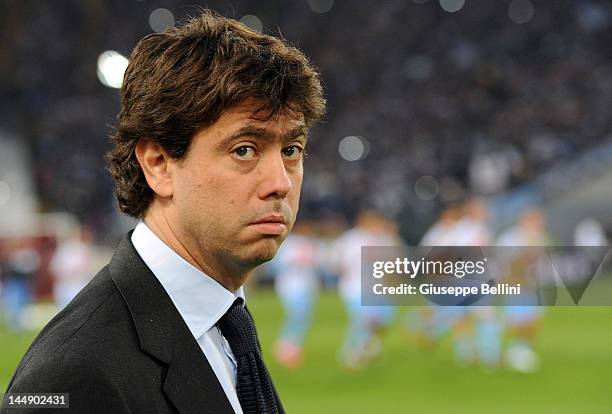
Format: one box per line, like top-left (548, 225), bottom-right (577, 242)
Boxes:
top-left (2, 235), bottom-right (284, 413)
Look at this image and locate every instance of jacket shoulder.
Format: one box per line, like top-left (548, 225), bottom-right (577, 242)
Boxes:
top-left (3, 350), bottom-right (132, 413)
top-left (7, 266), bottom-right (135, 386)
top-left (3, 266), bottom-right (140, 412)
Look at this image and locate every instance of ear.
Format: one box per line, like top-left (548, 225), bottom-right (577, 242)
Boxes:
top-left (135, 139), bottom-right (174, 198)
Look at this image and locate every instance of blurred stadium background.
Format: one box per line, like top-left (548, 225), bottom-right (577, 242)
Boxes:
top-left (1, 0), bottom-right (611, 412)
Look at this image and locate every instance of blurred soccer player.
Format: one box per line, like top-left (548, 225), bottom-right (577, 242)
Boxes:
top-left (409, 198), bottom-right (500, 370)
top-left (270, 220), bottom-right (320, 368)
top-left (454, 199), bottom-right (500, 370)
top-left (0, 241), bottom-right (39, 332)
top-left (406, 204), bottom-right (462, 348)
top-left (49, 225), bottom-right (95, 309)
top-left (333, 210), bottom-right (399, 369)
top-left (497, 207), bottom-right (550, 373)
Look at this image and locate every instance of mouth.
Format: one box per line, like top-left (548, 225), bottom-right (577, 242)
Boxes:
top-left (248, 214), bottom-right (288, 235)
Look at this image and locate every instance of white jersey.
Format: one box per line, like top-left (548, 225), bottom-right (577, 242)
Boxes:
top-left (420, 222), bottom-right (457, 246)
top-left (273, 234), bottom-right (320, 298)
top-left (421, 219), bottom-right (492, 247)
top-left (50, 238), bottom-right (94, 307)
top-left (333, 228), bottom-right (396, 300)
top-left (450, 218), bottom-right (493, 246)
top-left (496, 227), bottom-right (548, 246)
top-left (573, 219), bottom-right (609, 246)
top-left (50, 239), bottom-right (94, 283)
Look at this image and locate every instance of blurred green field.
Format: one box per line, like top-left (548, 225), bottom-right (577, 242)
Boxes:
top-left (2, 291), bottom-right (611, 413)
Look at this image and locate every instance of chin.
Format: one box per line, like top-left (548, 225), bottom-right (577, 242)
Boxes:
top-left (244, 238), bottom-right (282, 266)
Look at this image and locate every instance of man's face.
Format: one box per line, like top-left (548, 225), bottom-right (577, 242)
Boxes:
top-left (167, 100), bottom-right (307, 277)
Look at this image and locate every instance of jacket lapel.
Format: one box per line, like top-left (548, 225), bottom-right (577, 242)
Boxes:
top-left (109, 235), bottom-right (234, 414)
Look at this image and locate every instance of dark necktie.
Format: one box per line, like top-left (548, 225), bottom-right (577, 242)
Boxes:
top-left (217, 298), bottom-right (282, 414)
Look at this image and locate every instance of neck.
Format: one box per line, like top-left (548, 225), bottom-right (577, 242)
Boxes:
top-left (142, 206), bottom-right (249, 292)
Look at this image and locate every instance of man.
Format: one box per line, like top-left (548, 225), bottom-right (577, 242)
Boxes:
top-left (2, 10), bottom-right (324, 414)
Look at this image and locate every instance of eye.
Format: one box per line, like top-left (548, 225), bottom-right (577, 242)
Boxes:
top-left (232, 146), bottom-right (257, 160)
top-left (282, 145), bottom-right (304, 160)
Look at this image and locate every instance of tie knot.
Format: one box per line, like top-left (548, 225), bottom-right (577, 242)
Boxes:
top-left (217, 298), bottom-right (259, 357)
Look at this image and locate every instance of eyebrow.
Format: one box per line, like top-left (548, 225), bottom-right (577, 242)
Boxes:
top-left (220, 125), bottom-right (308, 148)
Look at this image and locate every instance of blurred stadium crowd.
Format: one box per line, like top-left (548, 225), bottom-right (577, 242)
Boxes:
top-left (1, 0), bottom-right (612, 241)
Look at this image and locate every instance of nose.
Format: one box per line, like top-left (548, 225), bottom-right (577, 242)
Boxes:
top-left (257, 150), bottom-right (293, 200)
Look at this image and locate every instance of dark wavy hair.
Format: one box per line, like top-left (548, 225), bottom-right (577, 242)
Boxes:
top-left (106, 10), bottom-right (326, 217)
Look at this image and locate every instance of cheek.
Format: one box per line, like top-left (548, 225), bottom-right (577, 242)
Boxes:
top-left (198, 171), bottom-right (244, 215)
top-left (289, 171), bottom-right (304, 204)
top-left (176, 172), bottom-right (216, 213)
top-left (292, 165), bottom-right (304, 191)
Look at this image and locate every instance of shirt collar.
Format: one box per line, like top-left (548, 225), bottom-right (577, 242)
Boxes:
top-left (131, 221), bottom-right (245, 340)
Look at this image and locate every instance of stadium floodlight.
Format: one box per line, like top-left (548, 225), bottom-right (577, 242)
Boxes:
top-left (240, 15), bottom-right (263, 33)
top-left (439, 0), bottom-right (465, 13)
top-left (338, 135), bottom-right (369, 161)
top-left (415, 175), bottom-right (440, 201)
top-left (97, 50), bottom-right (129, 89)
top-left (149, 8), bottom-right (175, 33)
top-left (308, 0), bottom-right (334, 14)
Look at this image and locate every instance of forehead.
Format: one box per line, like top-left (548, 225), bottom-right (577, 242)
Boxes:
top-left (213, 99), bottom-right (305, 136)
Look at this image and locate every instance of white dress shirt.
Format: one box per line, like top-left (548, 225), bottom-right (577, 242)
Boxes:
top-left (131, 222), bottom-right (244, 414)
